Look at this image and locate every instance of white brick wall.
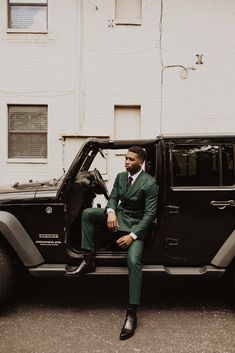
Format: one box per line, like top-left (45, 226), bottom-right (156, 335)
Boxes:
top-left (81, 0), bottom-right (161, 139)
top-left (0, 0), bottom-right (81, 183)
top-left (0, 0), bottom-right (235, 184)
top-left (161, 0), bottom-right (235, 134)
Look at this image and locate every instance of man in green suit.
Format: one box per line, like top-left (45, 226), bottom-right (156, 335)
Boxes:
top-left (67, 146), bottom-right (158, 340)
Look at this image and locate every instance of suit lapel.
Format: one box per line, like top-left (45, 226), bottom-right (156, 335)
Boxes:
top-left (120, 172), bottom-right (128, 195)
top-left (124, 170), bottom-right (145, 198)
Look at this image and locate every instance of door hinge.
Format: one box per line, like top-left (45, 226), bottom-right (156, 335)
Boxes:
top-left (165, 238), bottom-right (180, 247)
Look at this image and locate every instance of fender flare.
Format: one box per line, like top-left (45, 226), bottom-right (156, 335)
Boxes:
top-left (211, 230), bottom-right (235, 267)
top-left (0, 211), bottom-right (44, 267)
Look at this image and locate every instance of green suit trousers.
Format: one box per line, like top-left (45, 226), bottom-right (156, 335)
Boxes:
top-left (81, 207), bottom-right (144, 305)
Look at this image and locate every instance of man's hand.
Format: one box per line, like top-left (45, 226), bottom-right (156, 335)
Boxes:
top-left (107, 212), bottom-right (119, 231)
top-left (116, 234), bottom-right (134, 249)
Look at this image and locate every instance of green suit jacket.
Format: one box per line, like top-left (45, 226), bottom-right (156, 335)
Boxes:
top-left (106, 171), bottom-right (158, 240)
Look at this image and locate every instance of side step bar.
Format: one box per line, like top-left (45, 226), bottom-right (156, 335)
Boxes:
top-left (29, 264), bottom-right (225, 277)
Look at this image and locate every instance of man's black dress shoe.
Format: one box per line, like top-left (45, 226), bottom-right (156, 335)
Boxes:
top-left (120, 310), bottom-right (137, 340)
top-left (66, 253), bottom-right (96, 276)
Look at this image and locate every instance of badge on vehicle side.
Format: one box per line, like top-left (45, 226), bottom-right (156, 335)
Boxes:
top-left (46, 207), bottom-right (53, 214)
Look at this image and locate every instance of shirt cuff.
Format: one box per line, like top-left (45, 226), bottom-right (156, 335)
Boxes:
top-left (107, 208), bottom-right (115, 214)
top-left (130, 232), bottom-right (137, 240)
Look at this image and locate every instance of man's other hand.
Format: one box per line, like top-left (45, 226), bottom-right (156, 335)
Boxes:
top-left (107, 212), bottom-right (119, 231)
top-left (116, 234), bottom-right (134, 249)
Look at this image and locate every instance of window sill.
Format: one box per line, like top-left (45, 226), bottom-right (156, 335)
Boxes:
top-left (7, 158), bottom-right (47, 164)
top-left (7, 28), bottom-right (48, 34)
top-left (115, 19), bottom-right (142, 26)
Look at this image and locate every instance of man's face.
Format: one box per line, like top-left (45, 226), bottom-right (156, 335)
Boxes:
top-left (125, 151), bottom-right (143, 175)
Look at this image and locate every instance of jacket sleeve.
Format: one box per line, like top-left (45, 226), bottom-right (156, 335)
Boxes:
top-left (105, 174), bottom-right (120, 212)
top-left (131, 182), bottom-right (158, 240)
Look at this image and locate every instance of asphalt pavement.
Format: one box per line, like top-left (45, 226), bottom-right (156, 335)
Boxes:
top-left (0, 274), bottom-right (234, 353)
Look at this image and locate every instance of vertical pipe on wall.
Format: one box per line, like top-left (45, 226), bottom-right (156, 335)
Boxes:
top-left (77, 0), bottom-right (85, 131)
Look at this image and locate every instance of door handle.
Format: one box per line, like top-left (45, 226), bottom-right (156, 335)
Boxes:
top-left (165, 205), bottom-right (180, 214)
top-left (211, 200), bottom-right (235, 210)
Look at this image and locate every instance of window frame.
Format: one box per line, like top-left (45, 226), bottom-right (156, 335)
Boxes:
top-left (7, 104), bottom-right (48, 163)
top-left (170, 143), bottom-right (235, 191)
top-left (7, 0), bottom-right (48, 34)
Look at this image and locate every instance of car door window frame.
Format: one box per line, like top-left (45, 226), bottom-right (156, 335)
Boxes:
top-left (169, 143), bottom-right (235, 191)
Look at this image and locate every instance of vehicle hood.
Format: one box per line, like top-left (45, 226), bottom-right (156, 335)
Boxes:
top-left (0, 180), bottom-right (59, 202)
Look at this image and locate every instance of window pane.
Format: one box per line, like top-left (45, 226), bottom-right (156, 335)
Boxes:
top-left (9, 5), bottom-right (47, 30)
top-left (9, 106), bottom-right (47, 132)
top-left (222, 145), bottom-right (235, 185)
top-left (114, 106), bottom-right (140, 139)
top-left (172, 145), bottom-right (220, 187)
top-left (8, 133), bottom-right (47, 158)
top-left (116, 0), bottom-right (142, 21)
top-left (8, 105), bottom-right (47, 159)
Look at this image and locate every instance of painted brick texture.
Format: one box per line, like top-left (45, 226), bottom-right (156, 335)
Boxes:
top-left (0, 0), bottom-right (235, 184)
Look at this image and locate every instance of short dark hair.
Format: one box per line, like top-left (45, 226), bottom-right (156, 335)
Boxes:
top-left (128, 146), bottom-right (146, 161)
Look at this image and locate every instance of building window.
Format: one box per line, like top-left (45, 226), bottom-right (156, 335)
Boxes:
top-left (114, 106), bottom-right (140, 139)
top-left (8, 105), bottom-right (47, 159)
top-left (115, 0), bottom-right (142, 25)
top-left (8, 0), bottom-right (48, 32)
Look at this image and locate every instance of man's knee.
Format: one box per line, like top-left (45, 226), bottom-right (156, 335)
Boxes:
top-left (81, 208), bottom-right (94, 222)
top-left (81, 207), bottom-right (106, 225)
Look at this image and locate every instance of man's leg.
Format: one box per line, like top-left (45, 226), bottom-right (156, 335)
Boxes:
top-left (127, 239), bottom-right (144, 305)
top-left (120, 239), bottom-right (144, 340)
top-left (81, 207), bottom-right (107, 251)
top-left (66, 207), bottom-right (107, 275)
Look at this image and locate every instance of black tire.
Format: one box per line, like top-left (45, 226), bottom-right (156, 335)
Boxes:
top-left (230, 264), bottom-right (235, 295)
top-left (0, 247), bottom-right (14, 306)
top-left (220, 261), bottom-right (235, 304)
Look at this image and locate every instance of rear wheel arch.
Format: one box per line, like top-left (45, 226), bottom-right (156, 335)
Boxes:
top-left (211, 230), bottom-right (235, 268)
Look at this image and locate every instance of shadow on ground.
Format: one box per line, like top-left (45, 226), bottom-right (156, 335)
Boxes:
top-left (5, 271), bottom-right (235, 313)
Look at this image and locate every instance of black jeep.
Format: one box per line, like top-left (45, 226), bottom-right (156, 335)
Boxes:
top-left (1, 135), bottom-right (235, 305)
